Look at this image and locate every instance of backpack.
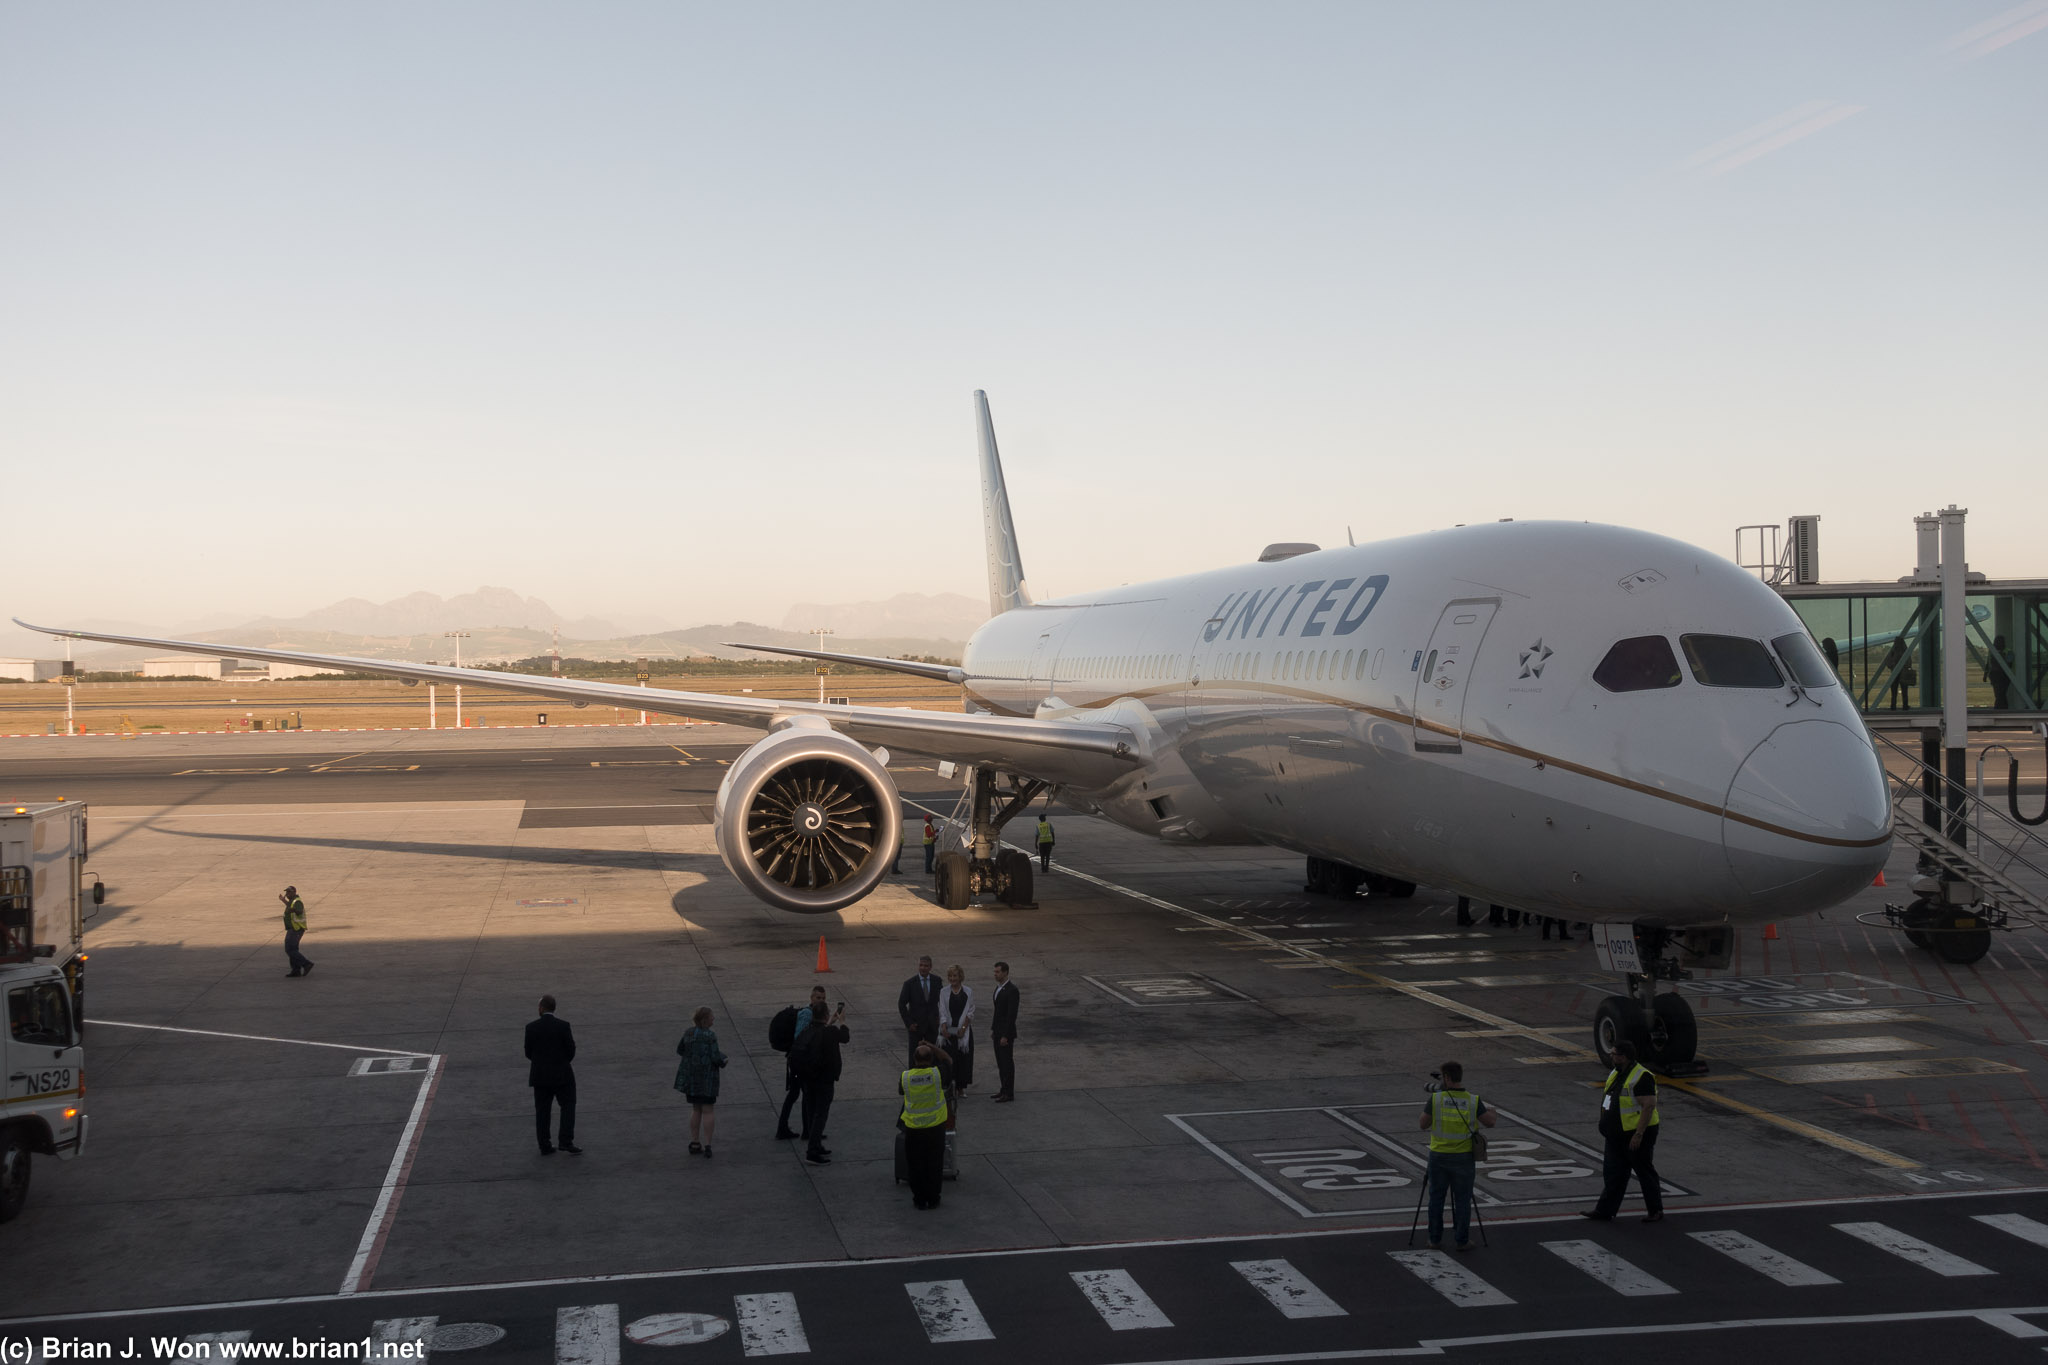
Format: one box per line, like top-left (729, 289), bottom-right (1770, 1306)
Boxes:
top-left (768, 1005), bottom-right (802, 1053)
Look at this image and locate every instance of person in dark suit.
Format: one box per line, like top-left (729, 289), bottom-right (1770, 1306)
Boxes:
top-left (898, 954), bottom-right (941, 1067)
top-left (989, 961), bottom-right (1020, 1101)
top-left (525, 994), bottom-right (581, 1155)
top-left (796, 1000), bottom-right (849, 1165)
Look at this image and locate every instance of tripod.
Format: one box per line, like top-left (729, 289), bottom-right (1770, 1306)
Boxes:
top-left (1406, 1155), bottom-right (1490, 1249)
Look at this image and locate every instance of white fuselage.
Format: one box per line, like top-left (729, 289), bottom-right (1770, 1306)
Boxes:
top-left (959, 521), bottom-right (1891, 928)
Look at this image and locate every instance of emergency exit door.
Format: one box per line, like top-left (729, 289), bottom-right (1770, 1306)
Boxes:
top-left (1412, 600), bottom-right (1499, 754)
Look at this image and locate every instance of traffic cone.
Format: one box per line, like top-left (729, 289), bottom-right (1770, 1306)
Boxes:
top-left (1873, 870), bottom-right (1887, 887)
top-left (815, 936), bottom-right (832, 973)
top-left (1763, 923), bottom-right (1780, 940)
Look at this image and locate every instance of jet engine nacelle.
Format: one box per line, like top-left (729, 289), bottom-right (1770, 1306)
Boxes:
top-left (713, 720), bottom-right (902, 914)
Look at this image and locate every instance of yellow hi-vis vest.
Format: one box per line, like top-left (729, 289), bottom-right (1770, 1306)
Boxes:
top-left (1429, 1089), bottom-right (1479, 1154)
top-left (923, 824), bottom-right (937, 846)
top-left (900, 1067), bottom-right (948, 1129)
top-left (1606, 1064), bottom-right (1660, 1131)
top-left (1036, 818), bottom-right (1054, 845)
top-left (283, 897), bottom-right (307, 932)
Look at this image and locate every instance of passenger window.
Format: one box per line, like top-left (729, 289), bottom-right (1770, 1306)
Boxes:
top-left (8, 983), bottom-right (72, 1048)
top-left (1593, 636), bottom-right (1683, 692)
top-left (1772, 631), bottom-right (1837, 688)
top-left (1680, 634), bottom-right (1785, 689)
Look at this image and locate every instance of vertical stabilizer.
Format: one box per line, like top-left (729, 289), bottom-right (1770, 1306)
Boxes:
top-left (975, 390), bottom-right (1034, 617)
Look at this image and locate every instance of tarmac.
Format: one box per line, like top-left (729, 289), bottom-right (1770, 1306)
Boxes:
top-left (5, 727), bottom-right (2048, 1360)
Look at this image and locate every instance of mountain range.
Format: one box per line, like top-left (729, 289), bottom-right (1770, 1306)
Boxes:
top-left (5, 588), bottom-right (982, 667)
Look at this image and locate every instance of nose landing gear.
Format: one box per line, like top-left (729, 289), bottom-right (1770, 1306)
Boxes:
top-left (1589, 922), bottom-right (1723, 1075)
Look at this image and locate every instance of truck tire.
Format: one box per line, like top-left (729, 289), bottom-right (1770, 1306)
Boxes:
top-left (0, 1129), bottom-right (29, 1224)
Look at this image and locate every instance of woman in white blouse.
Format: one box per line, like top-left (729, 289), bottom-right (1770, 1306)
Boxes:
top-left (938, 963), bottom-right (976, 1091)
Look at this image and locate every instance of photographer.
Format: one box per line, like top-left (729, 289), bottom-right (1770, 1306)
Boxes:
top-left (796, 999), bottom-right (849, 1166)
top-left (1417, 1060), bottom-right (1494, 1252)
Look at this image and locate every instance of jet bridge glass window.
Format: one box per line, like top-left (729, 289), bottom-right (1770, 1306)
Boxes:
top-left (1771, 631), bottom-right (1838, 688)
top-left (1593, 636), bottom-right (1683, 693)
top-left (1680, 634), bottom-right (1785, 689)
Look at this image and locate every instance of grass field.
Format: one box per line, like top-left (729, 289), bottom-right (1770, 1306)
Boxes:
top-left (0, 672), bottom-right (965, 735)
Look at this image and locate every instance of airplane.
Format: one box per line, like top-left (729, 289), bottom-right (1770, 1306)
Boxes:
top-left (18, 391), bottom-right (1892, 1071)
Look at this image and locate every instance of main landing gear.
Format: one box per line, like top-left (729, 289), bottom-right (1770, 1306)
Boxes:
top-left (1589, 922), bottom-right (1724, 1076)
top-left (932, 766), bottom-right (1046, 911)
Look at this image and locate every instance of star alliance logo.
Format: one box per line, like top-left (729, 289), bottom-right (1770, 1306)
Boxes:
top-left (1519, 639), bottom-right (1553, 680)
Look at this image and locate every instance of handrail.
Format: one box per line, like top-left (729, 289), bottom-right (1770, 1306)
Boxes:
top-left (1875, 736), bottom-right (2048, 896)
top-left (1977, 736), bottom-right (2048, 829)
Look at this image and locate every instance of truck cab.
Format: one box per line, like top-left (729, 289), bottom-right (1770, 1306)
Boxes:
top-left (1, 800), bottom-right (92, 1223)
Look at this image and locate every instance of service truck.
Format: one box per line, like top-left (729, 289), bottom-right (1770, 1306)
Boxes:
top-left (1, 799), bottom-right (92, 1222)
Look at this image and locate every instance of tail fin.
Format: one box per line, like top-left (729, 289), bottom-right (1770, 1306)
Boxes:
top-left (975, 390), bottom-right (1034, 617)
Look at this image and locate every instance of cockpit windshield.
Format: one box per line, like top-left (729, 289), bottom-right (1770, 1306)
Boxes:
top-left (1593, 636), bottom-right (1682, 692)
top-left (1771, 631), bottom-right (1838, 688)
top-left (1680, 634), bottom-right (1784, 689)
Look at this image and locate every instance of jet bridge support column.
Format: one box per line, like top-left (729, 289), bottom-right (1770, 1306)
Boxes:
top-left (1939, 506), bottom-right (1970, 849)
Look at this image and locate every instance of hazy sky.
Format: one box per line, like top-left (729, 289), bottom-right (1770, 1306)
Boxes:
top-left (4, 3), bottom-right (2044, 632)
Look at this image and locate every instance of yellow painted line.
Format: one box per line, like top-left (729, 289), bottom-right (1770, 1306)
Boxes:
top-left (1662, 1077), bottom-right (1921, 1168)
top-left (309, 750), bottom-right (371, 771)
top-left (172, 767), bottom-right (288, 775)
top-left (669, 745), bottom-right (697, 760)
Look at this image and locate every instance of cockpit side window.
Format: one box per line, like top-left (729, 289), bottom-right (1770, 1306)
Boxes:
top-left (1771, 631), bottom-right (1838, 688)
top-left (1593, 636), bottom-right (1682, 692)
top-left (1680, 634), bottom-right (1784, 689)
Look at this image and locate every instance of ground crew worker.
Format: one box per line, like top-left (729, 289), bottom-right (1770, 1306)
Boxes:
top-left (900, 1044), bottom-right (951, 1209)
top-left (922, 816), bottom-right (938, 874)
top-left (1035, 814), bottom-right (1055, 872)
top-left (279, 885), bottom-right (314, 977)
top-left (1417, 1060), bottom-right (1494, 1251)
top-left (1583, 1039), bottom-right (1663, 1223)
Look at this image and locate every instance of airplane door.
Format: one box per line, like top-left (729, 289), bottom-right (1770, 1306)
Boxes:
top-left (1412, 599), bottom-right (1499, 754)
top-left (1027, 631), bottom-right (1057, 701)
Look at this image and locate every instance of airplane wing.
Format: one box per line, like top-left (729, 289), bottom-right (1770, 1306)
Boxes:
top-left (718, 641), bottom-right (1009, 686)
top-left (13, 620), bottom-right (1138, 788)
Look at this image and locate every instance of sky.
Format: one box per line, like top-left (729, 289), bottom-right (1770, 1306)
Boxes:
top-left (3, 2), bottom-right (2044, 632)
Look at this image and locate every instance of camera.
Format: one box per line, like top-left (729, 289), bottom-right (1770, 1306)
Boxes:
top-left (1425, 1070), bottom-right (1443, 1094)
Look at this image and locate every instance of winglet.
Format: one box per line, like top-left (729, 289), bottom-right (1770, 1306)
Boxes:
top-left (975, 391), bottom-right (1034, 618)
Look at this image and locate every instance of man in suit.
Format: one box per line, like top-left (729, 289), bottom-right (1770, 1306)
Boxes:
top-left (898, 954), bottom-right (941, 1067)
top-left (525, 994), bottom-right (581, 1155)
top-left (989, 961), bottom-right (1020, 1102)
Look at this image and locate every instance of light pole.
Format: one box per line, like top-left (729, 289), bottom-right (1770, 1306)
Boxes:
top-left (444, 631), bottom-right (470, 727)
top-left (63, 638), bottom-right (75, 736)
top-left (810, 627), bottom-right (835, 703)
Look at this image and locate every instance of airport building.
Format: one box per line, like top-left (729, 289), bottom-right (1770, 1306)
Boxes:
top-left (140, 656), bottom-right (341, 680)
top-left (0, 658), bottom-right (64, 681)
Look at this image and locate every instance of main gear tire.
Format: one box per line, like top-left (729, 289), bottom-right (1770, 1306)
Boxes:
top-left (934, 852), bottom-right (972, 911)
top-left (997, 849), bottom-right (1034, 907)
top-left (1648, 993), bottom-right (1699, 1068)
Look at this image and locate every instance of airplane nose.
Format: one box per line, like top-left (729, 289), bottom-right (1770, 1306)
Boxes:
top-left (1722, 719), bottom-right (1892, 905)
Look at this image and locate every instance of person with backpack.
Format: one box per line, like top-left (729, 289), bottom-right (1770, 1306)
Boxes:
top-left (674, 1006), bottom-right (726, 1157)
top-left (772, 986), bottom-right (828, 1140)
top-left (794, 1000), bottom-right (849, 1165)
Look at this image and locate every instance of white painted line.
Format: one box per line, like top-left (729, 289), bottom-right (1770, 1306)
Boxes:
top-left (1386, 1249), bottom-right (1514, 1307)
top-left (555, 1304), bottom-right (619, 1365)
top-left (1230, 1259), bottom-right (1348, 1319)
top-left (1980, 1311), bottom-right (2048, 1339)
top-left (339, 1054), bottom-right (446, 1294)
top-left (97, 1019), bottom-right (435, 1058)
top-left (624, 1312), bottom-right (730, 1345)
top-left (1541, 1240), bottom-right (1677, 1296)
top-left (904, 1279), bottom-right (996, 1342)
top-left (1689, 1230), bottom-right (1839, 1286)
top-left (1834, 1221), bottom-right (1994, 1276)
top-left (734, 1292), bottom-right (809, 1355)
top-left (1975, 1212), bottom-right (2048, 1250)
top-left (13, 1185), bottom-right (2048, 1328)
top-left (1072, 1269), bottom-right (1174, 1330)
top-left (373, 1317), bottom-right (438, 1358)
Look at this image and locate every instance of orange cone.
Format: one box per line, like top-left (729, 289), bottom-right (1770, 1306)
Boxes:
top-left (1763, 923), bottom-right (1780, 940)
top-left (1873, 870), bottom-right (1887, 887)
top-left (815, 936), bottom-right (832, 973)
